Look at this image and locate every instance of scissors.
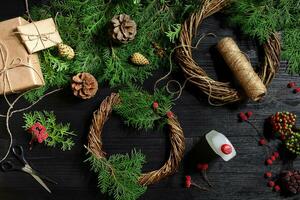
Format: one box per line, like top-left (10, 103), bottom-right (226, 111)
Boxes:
top-left (0, 145), bottom-right (57, 193)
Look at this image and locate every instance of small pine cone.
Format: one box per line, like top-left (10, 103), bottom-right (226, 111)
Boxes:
top-left (110, 14), bottom-right (137, 44)
top-left (58, 43), bottom-right (75, 60)
top-left (71, 73), bottom-right (98, 99)
top-left (130, 52), bottom-right (149, 65)
top-left (280, 170), bottom-right (300, 195)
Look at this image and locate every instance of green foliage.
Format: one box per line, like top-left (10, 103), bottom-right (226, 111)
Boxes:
top-left (23, 111), bottom-right (76, 151)
top-left (86, 149), bottom-right (146, 200)
top-left (25, 0), bottom-right (202, 101)
top-left (165, 24), bottom-right (181, 43)
top-left (228, 0), bottom-right (300, 74)
top-left (114, 85), bottom-right (173, 130)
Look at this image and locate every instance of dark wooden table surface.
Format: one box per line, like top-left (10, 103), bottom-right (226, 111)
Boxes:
top-left (1, 1), bottom-right (300, 200)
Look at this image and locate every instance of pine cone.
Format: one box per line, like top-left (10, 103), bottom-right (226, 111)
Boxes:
top-left (58, 43), bottom-right (75, 60)
top-left (110, 14), bottom-right (137, 44)
top-left (71, 73), bottom-right (98, 99)
top-left (280, 170), bottom-right (300, 194)
top-left (130, 52), bottom-right (149, 65)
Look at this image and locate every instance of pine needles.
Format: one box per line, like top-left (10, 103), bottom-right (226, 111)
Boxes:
top-left (114, 86), bottom-right (173, 130)
top-left (23, 111), bottom-right (76, 150)
top-left (86, 149), bottom-right (146, 200)
top-left (228, 0), bottom-right (300, 74)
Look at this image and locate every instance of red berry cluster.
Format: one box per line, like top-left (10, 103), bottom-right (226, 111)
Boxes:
top-left (185, 163), bottom-right (211, 190)
top-left (270, 112), bottom-right (296, 139)
top-left (238, 111), bottom-right (253, 121)
top-left (265, 172), bottom-right (281, 192)
top-left (286, 82), bottom-right (300, 93)
top-left (265, 152), bottom-right (280, 166)
top-left (28, 122), bottom-right (49, 145)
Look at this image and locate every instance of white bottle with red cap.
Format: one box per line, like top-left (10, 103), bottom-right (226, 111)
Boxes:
top-left (205, 130), bottom-right (236, 161)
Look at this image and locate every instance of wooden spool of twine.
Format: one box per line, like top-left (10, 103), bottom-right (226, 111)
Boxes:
top-left (176, 0), bottom-right (281, 105)
top-left (87, 93), bottom-right (185, 186)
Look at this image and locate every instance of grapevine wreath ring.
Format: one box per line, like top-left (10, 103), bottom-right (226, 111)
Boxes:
top-left (176, 0), bottom-right (281, 104)
top-left (87, 93), bottom-right (185, 186)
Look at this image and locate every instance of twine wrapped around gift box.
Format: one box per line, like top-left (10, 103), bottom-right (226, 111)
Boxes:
top-left (0, 41), bottom-right (44, 94)
top-left (0, 17), bottom-right (44, 95)
top-left (16, 18), bottom-right (62, 54)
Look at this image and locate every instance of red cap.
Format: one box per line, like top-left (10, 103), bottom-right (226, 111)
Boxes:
top-left (221, 144), bottom-right (232, 154)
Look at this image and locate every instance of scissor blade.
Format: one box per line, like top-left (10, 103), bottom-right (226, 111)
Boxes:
top-left (31, 173), bottom-right (52, 193)
top-left (23, 166), bottom-right (52, 193)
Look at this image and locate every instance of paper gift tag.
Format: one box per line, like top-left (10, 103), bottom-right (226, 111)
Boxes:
top-left (17, 18), bottom-right (62, 54)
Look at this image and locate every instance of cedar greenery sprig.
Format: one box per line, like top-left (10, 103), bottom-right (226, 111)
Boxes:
top-left (114, 86), bottom-right (173, 130)
top-left (86, 149), bottom-right (146, 200)
top-left (228, 0), bottom-right (300, 74)
top-left (23, 111), bottom-right (76, 151)
top-left (24, 0), bottom-right (202, 102)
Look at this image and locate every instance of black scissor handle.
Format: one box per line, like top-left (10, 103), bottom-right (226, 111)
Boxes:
top-left (0, 161), bottom-right (17, 172)
top-left (12, 145), bottom-right (28, 165)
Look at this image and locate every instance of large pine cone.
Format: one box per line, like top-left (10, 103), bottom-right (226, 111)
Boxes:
top-left (71, 73), bottom-right (98, 99)
top-left (110, 14), bottom-right (137, 44)
top-left (280, 170), bottom-right (300, 194)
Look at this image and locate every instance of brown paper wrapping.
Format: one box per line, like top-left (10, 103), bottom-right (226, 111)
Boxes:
top-left (17, 18), bottom-right (62, 54)
top-left (217, 37), bottom-right (267, 101)
top-left (0, 17), bottom-right (45, 95)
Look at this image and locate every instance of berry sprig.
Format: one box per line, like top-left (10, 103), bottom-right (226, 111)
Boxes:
top-left (197, 163), bottom-right (213, 187)
top-left (185, 175), bottom-right (209, 191)
top-left (238, 111), bottom-right (283, 193)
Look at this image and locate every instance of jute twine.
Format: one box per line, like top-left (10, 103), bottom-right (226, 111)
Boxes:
top-left (176, 0), bottom-right (281, 105)
top-left (87, 93), bottom-right (185, 186)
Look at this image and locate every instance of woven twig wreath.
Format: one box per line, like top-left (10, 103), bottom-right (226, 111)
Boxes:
top-left (87, 93), bottom-right (185, 186)
top-left (176, 0), bottom-right (281, 104)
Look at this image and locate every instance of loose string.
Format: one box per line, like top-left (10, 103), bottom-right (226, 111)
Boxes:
top-left (154, 33), bottom-right (227, 106)
top-left (0, 41), bottom-right (49, 162)
top-left (25, 0), bottom-right (33, 22)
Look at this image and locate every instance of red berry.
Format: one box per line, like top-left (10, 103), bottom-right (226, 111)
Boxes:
top-left (280, 135), bottom-right (286, 141)
top-left (293, 88), bottom-right (300, 93)
top-left (239, 112), bottom-right (248, 121)
top-left (266, 159), bottom-right (273, 165)
top-left (287, 82), bottom-right (296, 88)
top-left (246, 111), bottom-right (253, 118)
top-left (259, 138), bottom-right (267, 145)
top-left (197, 163), bottom-right (208, 171)
top-left (274, 185), bottom-right (280, 192)
top-left (185, 175), bottom-right (191, 181)
top-left (270, 156), bottom-right (276, 161)
top-left (153, 102), bottom-right (159, 109)
top-left (273, 152), bottom-right (279, 158)
top-left (264, 172), bottom-right (272, 178)
top-left (268, 181), bottom-right (275, 187)
top-left (167, 111), bottom-right (174, 118)
top-left (185, 180), bottom-right (191, 188)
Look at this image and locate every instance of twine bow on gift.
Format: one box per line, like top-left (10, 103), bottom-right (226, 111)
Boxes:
top-left (0, 41), bottom-right (44, 94)
top-left (16, 21), bottom-right (59, 53)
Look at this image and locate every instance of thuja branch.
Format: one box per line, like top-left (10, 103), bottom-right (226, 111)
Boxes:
top-left (0, 88), bottom-right (62, 163)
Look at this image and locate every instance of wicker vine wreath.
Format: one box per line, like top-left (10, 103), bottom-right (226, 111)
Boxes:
top-left (87, 93), bottom-right (185, 186)
top-left (176, 0), bottom-right (281, 104)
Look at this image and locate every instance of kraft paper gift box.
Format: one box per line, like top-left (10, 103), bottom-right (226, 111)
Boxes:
top-left (0, 17), bottom-right (45, 95)
top-left (17, 18), bottom-right (62, 54)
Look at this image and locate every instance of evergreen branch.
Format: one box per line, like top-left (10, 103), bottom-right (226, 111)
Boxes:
top-left (165, 24), bottom-right (181, 43)
top-left (228, 0), bottom-right (300, 74)
top-left (86, 149), bottom-right (146, 200)
top-left (114, 85), bottom-right (173, 130)
top-left (23, 111), bottom-right (76, 151)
